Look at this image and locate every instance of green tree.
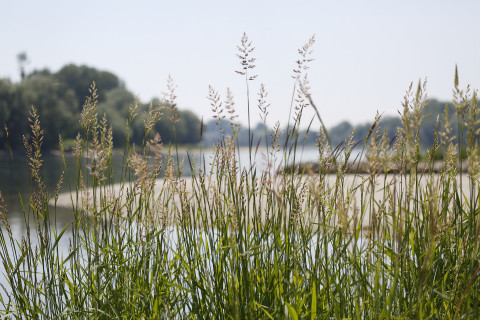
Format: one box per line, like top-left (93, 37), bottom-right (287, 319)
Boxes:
top-left (55, 64), bottom-right (121, 109)
top-left (17, 52), bottom-right (28, 81)
top-left (329, 121), bottom-right (354, 147)
top-left (0, 79), bottom-right (16, 149)
top-left (16, 75), bottom-right (79, 149)
top-left (97, 87), bottom-right (136, 146)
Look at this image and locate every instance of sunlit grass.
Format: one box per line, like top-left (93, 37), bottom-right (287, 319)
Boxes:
top-left (0, 35), bottom-right (480, 319)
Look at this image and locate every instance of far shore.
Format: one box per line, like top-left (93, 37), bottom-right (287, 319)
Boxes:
top-left (0, 145), bottom-right (282, 158)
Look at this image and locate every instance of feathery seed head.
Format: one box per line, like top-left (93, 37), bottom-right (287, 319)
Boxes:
top-left (144, 102), bottom-right (163, 134)
top-left (164, 75), bottom-right (180, 124)
top-left (293, 35), bottom-right (315, 80)
top-left (224, 88), bottom-right (239, 128)
top-left (0, 192), bottom-right (11, 237)
top-left (80, 82), bottom-right (98, 134)
top-left (235, 33), bottom-right (257, 80)
top-left (257, 83), bottom-right (270, 124)
top-left (208, 85), bottom-right (224, 132)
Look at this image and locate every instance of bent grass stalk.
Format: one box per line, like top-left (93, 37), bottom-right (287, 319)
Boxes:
top-left (0, 36), bottom-right (479, 319)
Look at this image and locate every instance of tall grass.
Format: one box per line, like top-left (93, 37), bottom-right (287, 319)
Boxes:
top-left (1, 35), bottom-right (480, 319)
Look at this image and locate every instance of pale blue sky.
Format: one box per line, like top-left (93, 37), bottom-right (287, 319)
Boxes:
top-left (1, 0), bottom-right (479, 128)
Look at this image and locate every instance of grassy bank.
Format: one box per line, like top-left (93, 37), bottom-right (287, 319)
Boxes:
top-left (0, 35), bottom-right (480, 319)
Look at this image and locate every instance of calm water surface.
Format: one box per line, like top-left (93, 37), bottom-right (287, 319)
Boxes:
top-left (0, 146), bottom-right (323, 233)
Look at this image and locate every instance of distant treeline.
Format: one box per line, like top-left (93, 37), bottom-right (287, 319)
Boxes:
top-left (323, 99), bottom-right (461, 150)
top-left (202, 99), bottom-right (461, 151)
top-left (0, 64), bottom-right (201, 150)
top-left (0, 63), bottom-right (459, 151)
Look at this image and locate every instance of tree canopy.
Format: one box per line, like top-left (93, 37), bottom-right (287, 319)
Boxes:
top-left (0, 64), bottom-right (202, 150)
top-left (1, 62), bottom-right (461, 152)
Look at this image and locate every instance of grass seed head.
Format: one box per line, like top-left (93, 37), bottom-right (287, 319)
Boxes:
top-left (164, 75), bottom-right (180, 124)
top-left (80, 82), bottom-right (98, 134)
top-left (208, 85), bottom-right (224, 132)
top-left (292, 34), bottom-right (315, 80)
top-left (235, 32), bottom-right (257, 80)
top-left (144, 102), bottom-right (164, 135)
top-left (257, 83), bottom-right (270, 124)
top-left (225, 87), bottom-right (239, 129)
top-left (0, 192), bottom-right (11, 237)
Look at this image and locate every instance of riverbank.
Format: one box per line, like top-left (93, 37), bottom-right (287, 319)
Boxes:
top-left (286, 160), bottom-right (470, 174)
top-left (51, 172), bottom-right (475, 230)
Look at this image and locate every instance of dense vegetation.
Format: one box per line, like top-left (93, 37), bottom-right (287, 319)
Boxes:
top-left (1, 59), bottom-right (465, 153)
top-left (1, 35), bottom-right (480, 318)
top-left (298, 99), bottom-right (466, 151)
top-left (0, 65), bottom-right (201, 150)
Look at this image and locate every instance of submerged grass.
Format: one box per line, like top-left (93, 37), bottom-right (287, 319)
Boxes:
top-left (1, 35), bottom-right (480, 319)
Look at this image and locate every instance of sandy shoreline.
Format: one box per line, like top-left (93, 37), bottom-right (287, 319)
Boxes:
top-left (51, 173), bottom-right (475, 229)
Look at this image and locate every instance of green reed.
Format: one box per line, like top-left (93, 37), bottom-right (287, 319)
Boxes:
top-left (0, 35), bottom-right (480, 319)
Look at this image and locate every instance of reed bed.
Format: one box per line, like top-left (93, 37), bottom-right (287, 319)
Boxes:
top-left (1, 35), bottom-right (480, 319)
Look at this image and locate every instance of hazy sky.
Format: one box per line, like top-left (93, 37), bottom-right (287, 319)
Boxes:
top-left (1, 0), bottom-right (479, 129)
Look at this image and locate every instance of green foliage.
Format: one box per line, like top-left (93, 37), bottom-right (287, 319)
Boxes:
top-left (55, 64), bottom-right (121, 108)
top-left (0, 64), bottom-right (201, 150)
top-left (0, 75), bottom-right (79, 149)
top-left (1, 38), bottom-right (480, 319)
top-left (201, 99), bottom-right (460, 151)
top-left (326, 99), bottom-right (466, 152)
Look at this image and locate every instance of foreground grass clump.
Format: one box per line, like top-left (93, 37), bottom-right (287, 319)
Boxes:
top-left (1, 35), bottom-right (480, 319)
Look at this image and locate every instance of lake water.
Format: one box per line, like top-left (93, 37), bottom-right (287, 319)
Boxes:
top-left (0, 146), bottom-right (323, 242)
